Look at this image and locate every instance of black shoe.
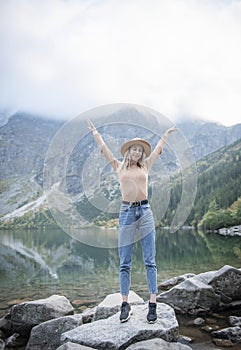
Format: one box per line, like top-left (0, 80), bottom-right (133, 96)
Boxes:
top-left (147, 302), bottom-right (157, 323)
top-left (120, 302), bottom-right (131, 323)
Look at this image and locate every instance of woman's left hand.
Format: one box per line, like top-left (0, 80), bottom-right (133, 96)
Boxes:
top-left (165, 126), bottom-right (178, 135)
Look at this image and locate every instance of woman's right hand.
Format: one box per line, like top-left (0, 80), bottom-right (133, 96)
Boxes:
top-left (87, 119), bottom-right (97, 133)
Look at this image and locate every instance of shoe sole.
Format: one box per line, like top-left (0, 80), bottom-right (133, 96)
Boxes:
top-left (147, 319), bottom-right (157, 324)
top-left (120, 311), bottom-right (132, 323)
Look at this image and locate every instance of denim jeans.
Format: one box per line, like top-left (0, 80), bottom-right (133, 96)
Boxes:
top-left (118, 202), bottom-right (157, 296)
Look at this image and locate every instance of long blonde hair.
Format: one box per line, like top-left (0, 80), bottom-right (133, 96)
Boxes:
top-left (117, 146), bottom-right (146, 173)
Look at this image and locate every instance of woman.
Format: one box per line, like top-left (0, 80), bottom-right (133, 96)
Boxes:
top-left (87, 119), bottom-right (177, 323)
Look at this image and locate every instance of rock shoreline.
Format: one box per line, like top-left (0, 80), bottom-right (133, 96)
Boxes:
top-left (0, 265), bottom-right (240, 349)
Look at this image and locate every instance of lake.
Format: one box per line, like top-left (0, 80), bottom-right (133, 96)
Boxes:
top-left (1, 227), bottom-right (241, 318)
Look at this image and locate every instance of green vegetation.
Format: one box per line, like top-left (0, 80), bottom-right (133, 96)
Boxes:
top-left (161, 138), bottom-right (241, 229)
top-left (0, 209), bottom-right (58, 230)
top-left (198, 197), bottom-right (241, 230)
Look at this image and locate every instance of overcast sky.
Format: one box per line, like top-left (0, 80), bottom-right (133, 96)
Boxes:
top-left (0, 0), bottom-right (241, 125)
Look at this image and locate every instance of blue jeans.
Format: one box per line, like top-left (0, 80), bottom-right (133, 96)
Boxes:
top-left (118, 202), bottom-right (157, 296)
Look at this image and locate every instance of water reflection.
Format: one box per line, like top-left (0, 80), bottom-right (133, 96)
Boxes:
top-left (68, 226), bottom-right (119, 248)
top-left (0, 228), bottom-right (240, 315)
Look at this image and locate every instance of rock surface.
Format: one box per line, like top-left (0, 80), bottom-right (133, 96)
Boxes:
top-left (25, 314), bottom-right (83, 350)
top-left (157, 265), bottom-right (241, 314)
top-left (125, 338), bottom-right (192, 349)
top-left (61, 303), bottom-right (179, 350)
top-left (198, 265), bottom-right (241, 301)
top-left (157, 276), bottom-right (220, 314)
top-left (10, 294), bottom-right (74, 334)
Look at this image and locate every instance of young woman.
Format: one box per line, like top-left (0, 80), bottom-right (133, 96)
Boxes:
top-left (87, 119), bottom-right (177, 323)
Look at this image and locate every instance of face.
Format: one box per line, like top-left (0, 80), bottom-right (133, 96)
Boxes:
top-left (129, 144), bottom-right (143, 162)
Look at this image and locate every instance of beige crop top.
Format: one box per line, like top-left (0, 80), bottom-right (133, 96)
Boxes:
top-left (93, 132), bottom-right (162, 202)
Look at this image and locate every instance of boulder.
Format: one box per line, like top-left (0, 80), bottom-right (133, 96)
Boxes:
top-left (61, 303), bottom-right (179, 350)
top-left (157, 265), bottom-right (241, 314)
top-left (10, 294), bottom-right (74, 335)
top-left (212, 326), bottom-right (241, 344)
top-left (25, 314), bottom-right (83, 350)
top-left (207, 265), bottom-right (241, 302)
top-left (125, 338), bottom-right (192, 349)
top-left (94, 290), bottom-right (145, 321)
top-left (157, 277), bottom-right (220, 314)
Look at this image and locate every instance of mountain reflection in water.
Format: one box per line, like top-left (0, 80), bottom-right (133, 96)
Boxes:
top-left (0, 228), bottom-right (240, 315)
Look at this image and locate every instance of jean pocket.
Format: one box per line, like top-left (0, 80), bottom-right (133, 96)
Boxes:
top-left (141, 203), bottom-right (150, 210)
top-left (120, 204), bottom-right (129, 213)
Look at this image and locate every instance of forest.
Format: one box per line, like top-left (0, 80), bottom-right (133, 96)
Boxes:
top-left (163, 138), bottom-right (241, 230)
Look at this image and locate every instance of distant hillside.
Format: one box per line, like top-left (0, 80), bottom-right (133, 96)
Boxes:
top-left (163, 138), bottom-right (241, 227)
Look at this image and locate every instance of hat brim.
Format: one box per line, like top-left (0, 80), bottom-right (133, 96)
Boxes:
top-left (120, 138), bottom-right (152, 157)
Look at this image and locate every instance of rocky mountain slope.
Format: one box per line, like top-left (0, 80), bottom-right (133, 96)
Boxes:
top-left (0, 108), bottom-right (240, 221)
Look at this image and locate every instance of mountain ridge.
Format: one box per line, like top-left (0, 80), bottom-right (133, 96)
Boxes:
top-left (0, 109), bottom-right (241, 225)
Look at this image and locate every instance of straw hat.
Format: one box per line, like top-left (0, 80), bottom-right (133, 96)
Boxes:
top-left (120, 138), bottom-right (152, 157)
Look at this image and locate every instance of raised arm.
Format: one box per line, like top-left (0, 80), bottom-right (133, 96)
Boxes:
top-left (153, 126), bottom-right (178, 155)
top-left (145, 126), bottom-right (178, 169)
top-left (87, 119), bottom-right (120, 171)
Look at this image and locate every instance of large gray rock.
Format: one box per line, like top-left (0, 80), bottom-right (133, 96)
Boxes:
top-left (94, 290), bottom-right (145, 321)
top-left (61, 303), bottom-right (179, 350)
top-left (126, 338), bottom-right (192, 349)
top-left (157, 277), bottom-right (220, 314)
top-left (157, 265), bottom-right (241, 315)
top-left (25, 314), bottom-right (83, 350)
top-left (10, 294), bottom-right (74, 334)
top-left (194, 265), bottom-right (241, 300)
top-left (207, 265), bottom-right (241, 301)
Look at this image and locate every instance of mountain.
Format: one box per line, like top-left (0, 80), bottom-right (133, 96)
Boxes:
top-left (0, 108), bottom-right (241, 226)
top-left (0, 112), bottom-right (63, 179)
top-left (0, 112), bottom-right (63, 217)
top-left (176, 119), bottom-right (241, 160)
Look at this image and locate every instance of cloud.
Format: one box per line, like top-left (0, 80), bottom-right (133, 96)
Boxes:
top-left (0, 0), bottom-right (241, 125)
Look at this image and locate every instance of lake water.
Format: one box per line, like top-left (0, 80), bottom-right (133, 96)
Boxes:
top-left (1, 227), bottom-right (241, 318)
